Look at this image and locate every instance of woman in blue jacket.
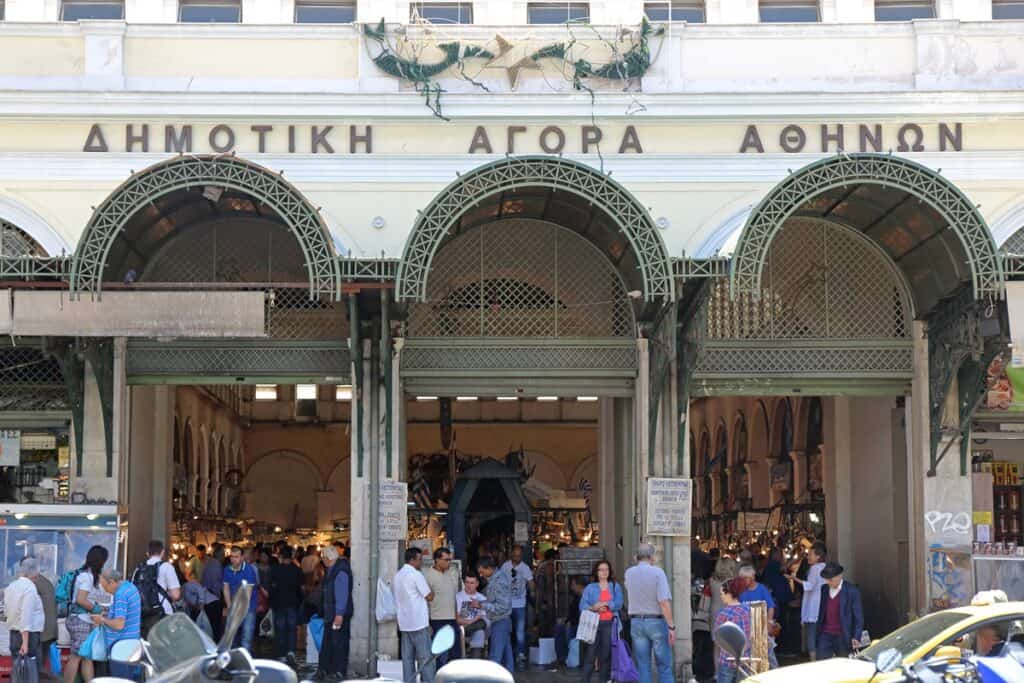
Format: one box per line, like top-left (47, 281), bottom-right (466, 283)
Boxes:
top-left (579, 560), bottom-right (624, 683)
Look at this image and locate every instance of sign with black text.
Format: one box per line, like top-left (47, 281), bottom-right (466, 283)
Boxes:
top-left (645, 477), bottom-right (692, 537)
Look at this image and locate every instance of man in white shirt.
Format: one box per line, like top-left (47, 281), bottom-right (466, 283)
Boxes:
top-left (134, 539), bottom-right (182, 636)
top-left (393, 548), bottom-right (435, 683)
top-left (5, 557), bottom-right (45, 667)
top-left (787, 542), bottom-right (827, 661)
top-left (500, 545), bottom-right (534, 667)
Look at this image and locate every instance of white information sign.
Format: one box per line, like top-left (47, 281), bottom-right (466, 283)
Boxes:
top-left (645, 477), bottom-right (692, 537)
top-left (0, 430), bottom-right (20, 467)
top-left (514, 521), bottom-right (529, 543)
top-left (363, 481), bottom-right (409, 542)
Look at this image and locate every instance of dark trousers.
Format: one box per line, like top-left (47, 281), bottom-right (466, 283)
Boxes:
top-left (581, 621), bottom-right (612, 683)
top-left (816, 631), bottom-right (850, 660)
top-left (318, 618), bottom-right (352, 677)
top-left (204, 600), bottom-right (224, 643)
top-left (273, 607), bottom-right (299, 658)
top-left (429, 619), bottom-right (461, 666)
top-left (693, 629), bottom-right (714, 680)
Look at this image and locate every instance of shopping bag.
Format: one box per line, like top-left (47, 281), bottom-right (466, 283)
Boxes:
top-left (12, 655), bottom-right (38, 683)
top-left (196, 609), bottom-right (214, 639)
top-left (77, 627), bottom-right (108, 662)
top-left (48, 643), bottom-right (62, 675)
top-left (308, 616), bottom-right (324, 652)
top-left (577, 610), bottom-right (600, 645)
top-left (566, 639), bottom-right (580, 669)
top-left (259, 610), bottom-right (275, 638)
top-left (611, 620), bottom-right (640, 682)
top-left (375, 577), bottom-right (396, 623)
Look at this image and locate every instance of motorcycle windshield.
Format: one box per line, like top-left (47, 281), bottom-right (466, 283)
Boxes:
top-left (147, 613), bottom-right (216, 672)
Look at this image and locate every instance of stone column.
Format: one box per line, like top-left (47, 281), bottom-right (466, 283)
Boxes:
top-left (126, 385), bottom-right (174, 562)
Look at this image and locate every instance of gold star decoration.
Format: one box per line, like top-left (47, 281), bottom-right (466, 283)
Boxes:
top-left (484, 34), bottom-right (541, 90)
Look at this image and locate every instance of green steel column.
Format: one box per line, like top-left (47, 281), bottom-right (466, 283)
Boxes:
top-left (382, 289), bottom-right (393, 478)
top-left (349, 295), bottom-right (362, 478)
top-left (368, 315), bottom-right (380, 675)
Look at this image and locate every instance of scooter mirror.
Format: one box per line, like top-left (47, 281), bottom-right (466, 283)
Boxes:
top-left (431, 625), bottom-right (456, 656)
top-left (220, 582), bottom-right (253, 653)
top-left (713, 621), bottom-right (748, 663)
top-left (875, 648), bottom-right (903, 674)
top-left (110, 639), bottom-right (142, 664)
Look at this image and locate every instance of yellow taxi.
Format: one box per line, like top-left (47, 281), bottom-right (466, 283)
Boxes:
top-left (743, 602), bottom-right (1024, 682)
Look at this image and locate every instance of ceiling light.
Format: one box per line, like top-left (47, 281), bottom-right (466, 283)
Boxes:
top-left (456, 396), bottom-right (478, 402)
top-left (335, 385), bottom-right (352, 401)
top-left (496, 396), bottom-right (519, 402)
top-left (576, 396), bottom-right (599, 402)
top-left (86, 514), bottom-right (99, 521)
top-left (13, 513), bottom-right (26, 520)
top-left (416, 396), bottom-right (438, 401)
top-left (537, 396), bottom-right (559, 402)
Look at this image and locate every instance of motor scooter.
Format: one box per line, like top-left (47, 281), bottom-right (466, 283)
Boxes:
top-left (94, 583), bottom-right (295, 683)
top-left (341, 626), bottom-right (513, 683)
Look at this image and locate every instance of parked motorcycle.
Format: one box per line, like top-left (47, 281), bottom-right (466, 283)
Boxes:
top-left (96, 583), bottom-right (295, 683)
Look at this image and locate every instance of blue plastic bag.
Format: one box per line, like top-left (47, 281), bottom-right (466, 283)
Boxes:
top-left (49, 643), bottom-right (61, 675)
top-left (308, 616), bottom-right (324, 652)
top-left (566, 639), bottom-right (580, 669)
top-left (78, 627), bottom-right (107, 662)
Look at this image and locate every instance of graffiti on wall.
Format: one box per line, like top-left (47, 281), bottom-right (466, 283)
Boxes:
top-left (927, 544), bottom-right (972, 610)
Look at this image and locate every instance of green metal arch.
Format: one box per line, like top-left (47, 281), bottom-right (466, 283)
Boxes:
top-left (71, 155), bottom-right (339, 298)
top-left (730, 153), bottom-right (1003, 305)
top-left (396, 155), bottom-right (674, 303)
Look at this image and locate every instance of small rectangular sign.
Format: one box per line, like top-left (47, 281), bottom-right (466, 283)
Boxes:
top-left (645, 477), bottom-right (692, 537)
top-left (377, 481), bottom-right (409, 543)
top-left (0, 430), bottom-right (20, 467)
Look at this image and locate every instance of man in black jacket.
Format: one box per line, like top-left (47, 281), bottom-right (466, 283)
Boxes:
top-left (318, 546), bottom-right (354, 681)
top-left (270, 546), bottom-right (304, 667)
top-left (816, 562), bottom-right (864, 659)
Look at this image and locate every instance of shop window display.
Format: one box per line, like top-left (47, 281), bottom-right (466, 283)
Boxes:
top-left (0, 428), bottom-right (71, 505)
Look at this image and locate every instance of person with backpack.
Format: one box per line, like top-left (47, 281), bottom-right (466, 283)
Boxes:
top-left (223, 546), bottom-right (261, 652)
top-left (61, 546), bottom-right (109, 683)
top-left (132, 540), bottom-right (181, 637)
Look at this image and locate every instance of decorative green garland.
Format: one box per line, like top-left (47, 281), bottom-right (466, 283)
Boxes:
top-left (531, 18), bottom-right (663, 90)
top-left (364, 19), bottom-right (493, 119)
top-left (363, 18), bottom-right (663, 118)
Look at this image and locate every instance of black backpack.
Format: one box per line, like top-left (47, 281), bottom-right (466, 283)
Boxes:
top-left (132, 561), bottom-right (170, 620)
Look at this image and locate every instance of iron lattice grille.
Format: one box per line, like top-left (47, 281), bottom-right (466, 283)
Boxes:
top-left (697, 218), bottom-right (913, 378)
top-left (1004, 227), bottom-right (1024, 255)
top-left (408, 218), bottom-right (634, 338)
top-left (0, 221), bottom-right (46, 258)
top-left (707, 218), bottom-right (911, 341)
top-left (71, 155), bottom-right (339, 298)
top-left (396, 155), bottom-right (673, 303)
top-left (0, 346), bottom-right (68, 410)
top-left (126, 340), bottom-right (350, 379)
top-left (142, 219), bottom-right (308, 285)
top-left (265, 288), bottom-right (346, 340)
top-left (730, 153), bottom-right (1003, 303)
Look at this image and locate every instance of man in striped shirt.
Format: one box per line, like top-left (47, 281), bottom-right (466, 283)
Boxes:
top-left (94, 568), bottom-right (142, 680)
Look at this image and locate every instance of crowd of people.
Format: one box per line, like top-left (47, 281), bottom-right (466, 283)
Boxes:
top-left (393, 542), bottom-right (681, 683)
top-left (691, 540), bottom-right (865, 682)
top-left (1, 537), bottom-right (357, 683)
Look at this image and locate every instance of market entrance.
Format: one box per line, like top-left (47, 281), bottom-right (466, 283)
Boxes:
top-left (686, 153), bottom-right (1004, 642)
top-left (72, 154), bottom-right (353, 561)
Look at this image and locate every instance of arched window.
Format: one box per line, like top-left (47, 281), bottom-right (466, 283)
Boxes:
top-left (806, 398), bottom-right (824, 497)
top-left (183, 420), bottom-right (195, 509)
top-left (733, 413), bottom-right (749, 509)
top-left (700, 429), bottom-right (712, 519)
top-left (714, 421), bottom-right (729, 513)
top-left (773, 400), bottom-right (794, 501)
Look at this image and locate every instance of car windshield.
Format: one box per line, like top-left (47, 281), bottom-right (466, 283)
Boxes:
top-left (860, 611), bottom-right (970, 661)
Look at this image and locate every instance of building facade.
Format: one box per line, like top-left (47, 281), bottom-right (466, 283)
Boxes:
top-left (3, 0), bottom-right (1024, 677)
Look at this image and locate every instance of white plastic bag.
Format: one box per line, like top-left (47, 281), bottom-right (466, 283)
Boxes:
top-left (375, 577), bottom-right (397, 622)
top-left (577, 610), bottom-right (600, 644)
